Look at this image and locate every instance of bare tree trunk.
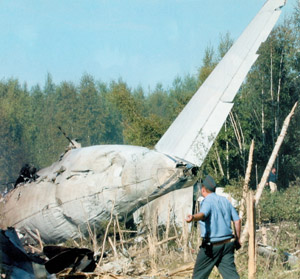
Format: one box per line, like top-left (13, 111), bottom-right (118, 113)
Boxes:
top-left (261, 78), bottom-right (265, 145)
top-left (225, 121), bottom-right (230, 180)
top-left (255, 164), bottom-right (258, 188)
top-left (236, 113), bottom-right (246, 171)
top-left (214, 146), bottom-right (224, 176)
top-left (275, 50), bottom-right (284, 172)
top-left (229, 112), bottom-right (246, 170)
top-left (270, 47), bottom-right (274, 101)
top-left (212, 161), bottom-right (217, 175)
top-left (182, 214), bottom-right (189, 262)
top-left (229, 112), bottom-right (242, 153)
top-left (239, 140), bottom-right (255, 220)
top-left (255, 102), bottom-right (297, 205)
top-left (241, 102), bottom-right (298, 243)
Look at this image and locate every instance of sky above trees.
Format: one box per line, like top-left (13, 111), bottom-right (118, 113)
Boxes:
top-left (0, 0), bottom-right (297, 91)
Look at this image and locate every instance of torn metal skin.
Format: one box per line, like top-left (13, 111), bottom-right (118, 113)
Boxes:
top-left (0, 145), bottom-right (198, 243)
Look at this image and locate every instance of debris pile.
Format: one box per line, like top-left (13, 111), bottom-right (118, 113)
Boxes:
top-left (1, 220), bottom-right (299, 279)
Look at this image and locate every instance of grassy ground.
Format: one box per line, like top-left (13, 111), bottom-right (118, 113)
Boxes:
top-left (12, 183), bottom-right (299, 279)
top-left (55, 184), bottom-right (300, 278)
top-left (79, 220), bottom-right (299, 279)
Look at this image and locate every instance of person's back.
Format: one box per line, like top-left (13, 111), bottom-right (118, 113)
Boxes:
top-left (186, 175), bottom-right (241, 279)
top-left (199, 193), bottom-right (238, 243)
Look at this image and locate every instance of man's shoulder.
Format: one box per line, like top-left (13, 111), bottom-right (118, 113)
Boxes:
top-left (204, 193), bottom-right (217, 202)
top-left (211, 192), bottom-right (228, 202)
top-left (215, 193), bottom-right (236, 210)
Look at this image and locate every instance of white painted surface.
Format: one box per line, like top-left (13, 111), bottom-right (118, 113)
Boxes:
top-left (155, 0), bottom-right (285, 166)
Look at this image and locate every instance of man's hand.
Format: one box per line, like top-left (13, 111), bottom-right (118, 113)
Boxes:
top-left (234, 238), bottom-right (241, 250)
top-left (185, 214), bottom-right (193, 223)
top-left (185, 213), bottom-right (205, 223)
top-left (233, 219), bottom-right (241, 250)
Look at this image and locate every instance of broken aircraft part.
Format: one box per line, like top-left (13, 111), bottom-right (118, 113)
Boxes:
top-left (0, 227), bottom-right (46, 278)
top-left (133, 187), bottom-right (193, 233)
top-left (43, 245), bottom-right (98, 274)
top-left (0, 0), bottom-right (286, 244)
top-left (155, 0), bottom-right (286, 166)
top-left (1, 145), bottom-right (197, 243)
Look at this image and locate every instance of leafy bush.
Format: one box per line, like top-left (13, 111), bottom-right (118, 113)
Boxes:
top-left (258, 180), bottom-right (300, 224)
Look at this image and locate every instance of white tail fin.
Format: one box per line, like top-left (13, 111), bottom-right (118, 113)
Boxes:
top-left (155, 0), bottom-right (286, 166)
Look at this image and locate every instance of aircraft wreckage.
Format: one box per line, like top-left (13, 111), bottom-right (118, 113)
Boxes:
top-left (0, 0), bottom-right (286, 243)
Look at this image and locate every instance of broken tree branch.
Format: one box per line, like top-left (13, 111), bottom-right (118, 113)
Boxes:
top-left (167, 262), bottom-right (194, 276)
top-left (98, 201), bottom-right (115, 267)
top-left (255, 102), bottom-right (297, 206)
top-left (130, 236), bottom-right (178, 257)
top-left (241, 102), bottom-right (298, 243)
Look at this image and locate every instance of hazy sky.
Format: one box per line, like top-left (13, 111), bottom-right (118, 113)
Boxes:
top-left (0, 0), bottom-right (297, 91)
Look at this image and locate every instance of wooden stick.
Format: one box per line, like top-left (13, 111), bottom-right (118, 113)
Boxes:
top-left (165, 203), bottom-right (171, 239)
top-left (148, 234), bottom-right (156, 270)
top-left (119, 230), bottom-right (138, 233)
top-left (130, 236), bottom-right (178, 257)
top-left (247, 191), bottom-right (256, 279)
top-left (182, 212), bottom-right (188, 262)
top-left (97, 201), bottom-right (115, 267)
top-left (28, 244), bottom-right (42, 254)
top-left (23, 228), bottom-right (44, 250)
top-left (108, 236), bottom-right (118, 258)
top-left (80, 200), bottom-right (98, 251)
top-left (168, 262), bottom-right (194, 276)
top-left (113, 219), bottom-right (116, 251)
top-left (116, 215), bottom-right (125, 251)
top-left (35, 229), bottom-right (44, 251)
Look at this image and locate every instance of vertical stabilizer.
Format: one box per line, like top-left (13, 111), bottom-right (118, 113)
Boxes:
top-left (155, 0), bottom-right (286, 166)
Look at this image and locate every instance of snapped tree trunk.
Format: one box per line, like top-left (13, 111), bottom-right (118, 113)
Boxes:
top-left (239, 140), bottom-right (255, 220)
top-left (241, 102), bottom-right (298, 243)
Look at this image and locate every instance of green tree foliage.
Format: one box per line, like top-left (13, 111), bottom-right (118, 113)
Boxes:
top-left (258, 182), bottom-right (300, 223)
top-left (0, 79), bottom-right (31, 184)
top-left (0, 7), bottom-right (299, 193)
top-left (217, 32), bottom-right (234, 59)
top-left (197, 45), bottom-right (217, 86)
top-left (108, 80), bottom-right (166, 147)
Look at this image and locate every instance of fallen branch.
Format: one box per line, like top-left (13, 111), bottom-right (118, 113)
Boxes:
top-left (131, 235), bottom-right (178, 257)
top-left (116, 215), bottom-right (125, 251)
top-left (98, 201), bottom-right (115, 267)
top-left (167, 262), bottom-right (194, 276)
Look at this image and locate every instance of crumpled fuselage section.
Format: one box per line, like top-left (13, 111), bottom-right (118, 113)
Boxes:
top-left (0, 145), bottom-right (198, 243)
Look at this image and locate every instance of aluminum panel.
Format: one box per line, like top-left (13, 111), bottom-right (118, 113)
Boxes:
top-left (155, 0), bottom-right (286, 166)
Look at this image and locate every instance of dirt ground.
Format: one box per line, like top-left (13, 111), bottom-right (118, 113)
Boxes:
top-left (54, 221), bottom-right (299, 279)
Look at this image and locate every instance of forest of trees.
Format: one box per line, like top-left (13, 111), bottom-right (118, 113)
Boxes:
top-left (0, 4), bottom-right (299, 192)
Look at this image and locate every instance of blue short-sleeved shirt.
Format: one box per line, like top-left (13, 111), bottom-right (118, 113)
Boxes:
top-left (199, 193), bottom-right (240, 242)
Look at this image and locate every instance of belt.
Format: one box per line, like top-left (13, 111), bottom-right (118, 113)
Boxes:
top-left (211, 238), bottom-right (233, 246)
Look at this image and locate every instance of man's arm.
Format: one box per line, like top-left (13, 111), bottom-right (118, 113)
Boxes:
top-left (234, 219), bottom-right (241, 248)
top-left (185, 212), bottom-right (205, 223)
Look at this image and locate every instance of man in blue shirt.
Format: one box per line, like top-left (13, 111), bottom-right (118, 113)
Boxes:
top-left (186, 175), bottom-right (241, 279)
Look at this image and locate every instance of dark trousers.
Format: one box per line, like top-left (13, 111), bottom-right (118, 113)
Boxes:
top-left (192, 241), bottom-right (239, 279)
